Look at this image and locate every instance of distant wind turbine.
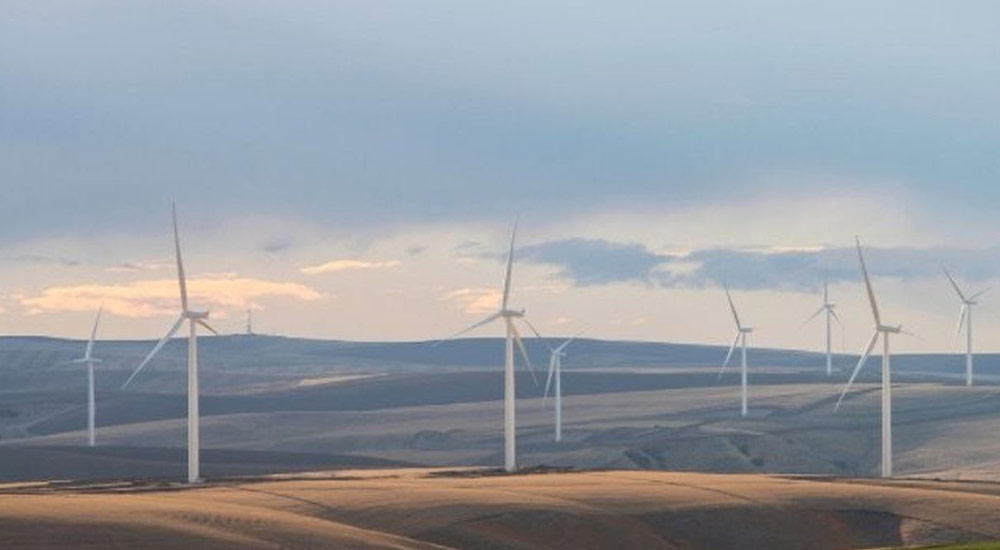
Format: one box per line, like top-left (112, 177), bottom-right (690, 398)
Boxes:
top-left (68, 306), bottom-right (102, 447)
top-left (719, 286), bottom-right (753, 417)
top-left (121, 203), bottom-right (218, 484)
top-left (835, 237), bottom-right (908, 478)
top-left (943, 268), bottom-right (988, 387)
top-left (543, 334), bottom-right (579, 443)
top-left (436, 219), bottom-right (540, 472)
top-left (803, 279), bottom-right (845, 376)
top-left (246, 307), bottom-right (254, 336)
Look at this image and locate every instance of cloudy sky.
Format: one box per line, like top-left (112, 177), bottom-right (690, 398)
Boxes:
top-left (2, 1), bottom-right (1000, 353)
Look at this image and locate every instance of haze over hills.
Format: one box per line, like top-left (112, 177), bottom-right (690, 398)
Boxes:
top-left (2, 334), bottom-right (996, 389)
top-left (2, 334), bottom-right (1000, 484)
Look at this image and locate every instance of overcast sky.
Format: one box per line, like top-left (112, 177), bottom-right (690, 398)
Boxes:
top-left (2, 1), bottom-right (1000, 353)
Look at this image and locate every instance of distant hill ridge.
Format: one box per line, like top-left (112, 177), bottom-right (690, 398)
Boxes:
top-left (0, 334), bottom-right (996, 376)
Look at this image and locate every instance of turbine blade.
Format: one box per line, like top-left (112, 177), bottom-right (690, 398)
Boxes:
top-left (718, 332), bottom-right (740, 378)
top-left (520, 317), bottom-right (544, 340)
top-left (196, 319), bottom-right (219, 335)
top-left (970, 288), bottom-right (991, 302)
top-left (823, 278), bottom-right (829, 305)
top-left (724, 285), bottom-right (742, 330)
top-left (834, 330), bottom-right (880, 412)
top-left (555, 332), bottom-right (581, 354)
top-left (856, 238), bottom-right (881, 327)
top-left (84, 305), bottom-right (103, 360)
top-left (830, 309), bottom-right (845, 329)
top-left (173, 202), bottom-right (190, 313)
top-left (434, 312), bottom-right (502, 345)
top-left (801, 306), bottom-right (826, 327)
top-left (121, 314), bottom-right (185, 389)
top-left (543, 354), bottom-right (556, 403)
top-left (942, 267), bottom-right (968, 302)
top-left (953, 305), bottom-right (968, 347)
top-left (500, 217), bottom-right (518, 310)
top-left (511, 322), bottom-right (538, 386)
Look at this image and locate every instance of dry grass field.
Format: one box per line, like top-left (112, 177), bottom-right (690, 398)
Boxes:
top-left (3, 468), bottom-right (1000, 550)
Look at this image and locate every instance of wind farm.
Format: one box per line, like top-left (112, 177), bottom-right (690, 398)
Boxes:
top-left (4, 2), bottom-right (1000, 549)
top-left (4, 222), bottom-right (1000, 548)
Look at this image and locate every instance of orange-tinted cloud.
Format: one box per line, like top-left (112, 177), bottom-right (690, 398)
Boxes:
top-left (301, 259), bottom-right (401, 275)
top-left (443, 288), bottom-right (501, 315)
top-left (20, 275), bottom-right (322, 318)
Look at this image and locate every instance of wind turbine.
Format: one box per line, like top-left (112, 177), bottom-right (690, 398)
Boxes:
top-left (804, 279), bottom-right (845, 376)
top-left (543, 335), bottom-right (579, 443)
top-left (121, 203), bottom-right (217, 483)
top-left (437, 219), bottom-right (540, 472)
top-left (68, 307), bottom-right (102, 447)
top-left (835, 237), bottom-right (904, 478)
top-left (719, 286), bottom-right (753, 417)
top-left (943, 268), bottom-right (988, 387)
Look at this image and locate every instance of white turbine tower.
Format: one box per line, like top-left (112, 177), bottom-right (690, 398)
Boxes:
top-left (943, 269), bottom-right (987, 387)
top-left (543, 335), bottom-right (578, 443)
top-left (804, 279), bottom-right (844, 376)
top-left (121, 203), bottom-right (217, 483)
top-left (68, 307), bottom-right (103, 447)
top-left (835, 237), bottom-right (905, 478)
top-left (437, 220), bottom-right (540, 472)
top-left (719, 286), bottom-right (753, 417)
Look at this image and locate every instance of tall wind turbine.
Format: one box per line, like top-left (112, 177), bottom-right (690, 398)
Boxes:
top-left (835, 237), bottom-right (903, 478)
top-left (804, 279), bottom-right (845, 376)
top-left (543, 335), bottom-right (579, 443)
top-left (68, 307), bottom-right (102, 447)
top-left (719, 286), bottom-right (753, 417)
top-left (437, 220), bottom-right (540, 472)
top-left (121, 203), bottom-right (217, 483)
top-left (943, 268), bottom-right (988, 387)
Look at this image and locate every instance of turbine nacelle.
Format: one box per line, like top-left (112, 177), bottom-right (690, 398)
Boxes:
top-left (500, 308), bottom-right (526, 318)
top-left (878, 324), bottom-right (902, 334)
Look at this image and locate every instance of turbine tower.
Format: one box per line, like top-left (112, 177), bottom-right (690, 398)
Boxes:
top-left (68, 306), bottom-right (103, 447)
top-left (543, 335), bottom-right (579, 443)
top-left (804, 279), bottom-right (844, 376)
top-left (835, 237), bottom-right (904, 478)
top-left (121, 203), bottom-right (217, 483)
top-left (437, 219), bottom-right (540, 472)
top-left (719, 286), bottom-right (753, 417)
top-left (943, 268), bottom-right (987, 387)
